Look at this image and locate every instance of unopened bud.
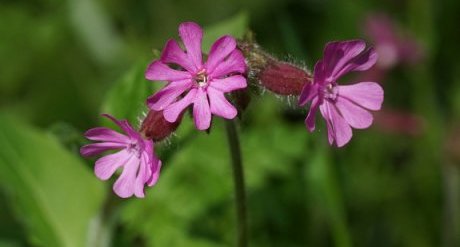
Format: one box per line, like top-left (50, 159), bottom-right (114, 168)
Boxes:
top-left (140, 110), bottom-right (181, 142)
top-left (259, 62), bottom-right (311, 96)
top-left (232, 90), bottom-right (251, 118)
top-left (373, 110), bottom-right (425, 136)
top-left (238, 37), bottom-right (312, 96)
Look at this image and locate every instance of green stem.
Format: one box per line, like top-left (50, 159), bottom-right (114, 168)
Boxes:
top-left (225, 120), bottom-right (248, 247)
top-left (442, 161), bottom-right (460, 247)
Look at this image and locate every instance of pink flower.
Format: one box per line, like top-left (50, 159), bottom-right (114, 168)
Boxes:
top-left (299, 40), bottom-right (384, 147)
top-left (80, 114), bottom-right (162, 198)
top-left (145, 22), bottom-right (247, 130)
top-left (364, 13), bottom-right (424, 69)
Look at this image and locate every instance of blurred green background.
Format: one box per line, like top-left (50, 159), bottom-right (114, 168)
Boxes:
top-left (1, 0), bottom-right (460, 246)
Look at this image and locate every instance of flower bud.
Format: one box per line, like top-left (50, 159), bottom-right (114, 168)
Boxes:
top-left (232, 90), bottom-right (251, 118)
top-left (259, 62), bottom-right (311, 96)
top-left (238, 37), bottom-right (312, 96)
top-left (140, 110), bottom-right (181, 142)
top-left (373, 110), bottom-right (425, 136)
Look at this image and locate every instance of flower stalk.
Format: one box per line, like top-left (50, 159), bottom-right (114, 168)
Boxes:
top-left (225, 119), bottom-right (248, 247)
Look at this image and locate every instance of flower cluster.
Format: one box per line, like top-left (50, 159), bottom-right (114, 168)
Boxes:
top-left (81, 22), bottom-right (247, 198)
top-left (81, 22), bottom-right (384, 198)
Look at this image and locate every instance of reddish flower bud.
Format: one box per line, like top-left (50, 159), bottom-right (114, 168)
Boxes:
top-left (259, 62), bottom-right (311, 96)
top-left (140, 110), bottom-right (181, 142)
top-left (373, 109), bottom-right (425, 136)
top-left (232, 90), bottom-right (251, 118)
top-left (238, 38), bottom-right (312, 96)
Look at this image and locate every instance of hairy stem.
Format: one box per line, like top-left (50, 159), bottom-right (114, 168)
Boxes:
top-left (225, 120), bottom-right (248, 247)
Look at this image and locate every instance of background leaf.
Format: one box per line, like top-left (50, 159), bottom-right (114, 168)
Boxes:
top-left (101, 59), bottom-right (159, 125)
top-left (0, 114), bottom-right (105, 247)
top-left (202, 11), bottom-right (249, 52)
top-left (305, 146), bottom-right (352, 247)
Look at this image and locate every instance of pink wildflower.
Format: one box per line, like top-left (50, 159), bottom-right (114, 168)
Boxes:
top-left (299, 40), bottom-right (384, 147)
top-left (364, 13), bottom-right (424, 69)
top-left (80, 114), bottom-right (161, 198)
top-left (145, 22), bottom-right (247, 130)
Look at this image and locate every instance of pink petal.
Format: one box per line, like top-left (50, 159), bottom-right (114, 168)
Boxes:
top-left (101, 114), bottom-right (138, 139)
top-left (313, 60), bottom-right (327, 84)
top-left (209, 50), bottom-right (246, 79)
top-left (319, 103), bottom-right (334, 145)
top-left (80, 142), bottom-right (126, 157)
top-left (147, 160), bottom-right (162, 186)
top-left (205, 35), bottom-right (237, 74)
top-left (324, 40), bottom-right (365, 76)
top-left (335, 96), bottom-right (373, 129)
top-left (179, 22), bottom-right (203, 70)
top-left (94, 150), bottom-right (131, 180)
top-left (193, 87), bottom-right (211, 130)
top-left (299, 83), bottom-right (319, 106)
top-left (113, 155), bottom-right (140, 198)
top-left (321, 102), bottom-right (353, 147)
top-left (145, 61), bottom-right (191, 81)
top-left (147, 79), bottom-right (193, 111)
top-left (163, 89), bottom-right (197, 123)
top-left (338, 82), bottom-right (384, 110)
top-left (141, 141), bottom-right (153, 177)
top-left (84, 127), bottom-right (129, 143)
top-left (140, 140), bottom-right (162, 187)
top-left (323, 40), bottom-right (377, 80)
top-left (335, 48), bottom-right (378, 79)
top-left (208, 87), bottom-right (237, 119)
top-left (209, 75), bottom-right (247, 93)
top-left (305, 97), bottom-right (320, 132)
top-left (142, 140), bottom-right (155, 170)
top-left (160, 39), bottom-right (196, 73)
top-left (134, 157), bottom-right (150, 198)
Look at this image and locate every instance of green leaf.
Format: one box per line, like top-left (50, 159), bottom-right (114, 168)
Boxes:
top-left (68, 0), bottom-right (123, 64)
top-left (0, 114), bottom-right (105, 247)
top-left (202, 11), bottom-right (249, 52)
top-left (101, 59), bottom-right (159, 125)
top-left (0, 190), bottom-right (27, 244)
top-left (304, 146), bottom-right (352, 247)
top-left (0, 239), bottom-right (22, 247)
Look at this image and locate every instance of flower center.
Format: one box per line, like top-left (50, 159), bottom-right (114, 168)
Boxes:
top-left (323, 83), bottom-right (338, 101)
top-left (194, 69), bottom-right (209, 88)
top-left (127, 141), bottom-right (141, 157)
